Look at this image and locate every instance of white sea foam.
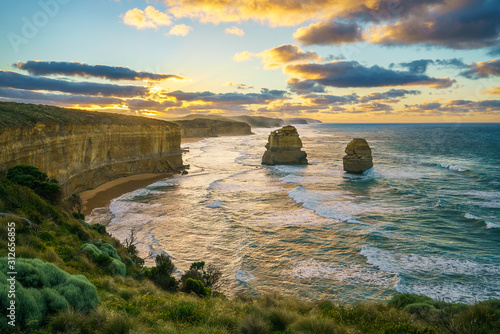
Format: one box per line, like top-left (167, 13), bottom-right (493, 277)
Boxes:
top-left (464, 213), bottom-right (481, 220)
top-left (486, 221), bottom-right (500, 229)
top-left (236, 269), bottom-right (256, 282)
top-left (360, 246), bottom-right (500, 277)
top-left (440, 163), bottom-right (467, 172)
top-left (280, 175), bottom-right (324, 184)
top-left (285, 259), bottom-right (398, 288)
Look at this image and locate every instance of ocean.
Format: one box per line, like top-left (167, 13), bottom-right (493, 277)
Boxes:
top-left (88, 123), bottom-right (500, 304)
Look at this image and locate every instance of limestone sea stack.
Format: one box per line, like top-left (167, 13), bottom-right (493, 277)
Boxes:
top-left (262, 126), bottom-right (308, 165)
top-left (343, 138), bottom-right (373, 174)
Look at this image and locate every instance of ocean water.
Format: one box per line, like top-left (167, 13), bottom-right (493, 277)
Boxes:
top-left (88, 123), bottom-right (500, 304)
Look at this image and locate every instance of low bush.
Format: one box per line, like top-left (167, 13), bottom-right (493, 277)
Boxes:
top-left (238, 313), bottom-right (269, 334)
top-left (6, 164), bottom-right (61, 204)
top-left (0, 258), bottom-right (98, 331)
top-left (144, 254), bottom-right (178, 291)
top-left (81, 241), bottom-right (126, 276)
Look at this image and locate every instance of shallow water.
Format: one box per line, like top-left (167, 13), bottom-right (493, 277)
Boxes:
top-left (89, 123), bottom-right (500, 303)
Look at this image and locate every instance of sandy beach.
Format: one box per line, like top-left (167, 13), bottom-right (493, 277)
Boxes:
top-left (80, 137), bottom-right (205, 216)
top-left (80, 173), bottom-right (174, 216)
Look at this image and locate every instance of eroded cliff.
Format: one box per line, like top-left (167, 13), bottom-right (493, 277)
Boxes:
top-left (175, 118), bottom-right (252, 138)
top-left (0, 102), bottom-right (182, 195)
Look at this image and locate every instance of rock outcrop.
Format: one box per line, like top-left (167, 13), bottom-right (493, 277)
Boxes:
top-left (0, 102), bottom-right (183, 195)
top-left (262, 126), bottom-right (308, 165)
top-left (175, 118), bottom-right (252, 138)
top-left (343, 138), bottom-right (373, 174)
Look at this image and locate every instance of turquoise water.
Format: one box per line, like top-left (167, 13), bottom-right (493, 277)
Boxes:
top-left (89, 123), bottom-right (500, 304)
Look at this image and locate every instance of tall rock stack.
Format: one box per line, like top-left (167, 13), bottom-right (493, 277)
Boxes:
top-left (262, 126), bottom-right (308, 165)
top-left (343, 138), bottom-right (373, 174)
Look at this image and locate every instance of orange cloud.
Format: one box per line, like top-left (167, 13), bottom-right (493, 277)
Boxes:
top-left (164, 0), bottom-right (355, 27)
top-left (234, 44), bottom-right (322, 69)
top-left (167, 24), bottom-right (193, 36)
top-left (225, 26), bottom-right (245, 36)
top-left (483, 86), bottom-right (500, 95)
top-left (123, 6), bottom-right (172, 29)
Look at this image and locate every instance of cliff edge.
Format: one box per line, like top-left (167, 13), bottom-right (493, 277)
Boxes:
top-left (175, 118), bottom-right (252, 138)
top-left (0, 102), bottom-right (183, 195)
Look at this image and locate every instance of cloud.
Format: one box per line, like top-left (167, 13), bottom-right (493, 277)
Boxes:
top-left (435, 58), bottom-right (467, 68)
top-left (294, 20), bottom-right (362, 45)
top-left (284, 61), bottom-right (455, 88)
top-left (15, 61), bottom-right (185, 81)
top-left (460, 59), bottom-right (500, 79)
top-left (401, 99), bottom-right (500, 114)
top-left (287, 78), bottom-right (325, 94)
top-left (168, 24), bottom-right (193, 36)
top-left (359, 88), bottom-right (420, 102)
top-left (123, 6), bottom-right (172, 29)
top-left (483, 86), bottom-right (500, 95)
top-left (0, 71), bottom-right (148, 97)
top-left (235, 44), bottom-right (322, 69)
top-left (126, 98), bottom-right (181, 111)
top-left (163, 88), bottom-right (288, 104)
top-left (225, 82), bottom-right (254, 89)
top-left (0, 88), bottom-right (124, 106)
top-left (365, 0), bottom-right (500, 49)
top-left (225, 26), bottom-right (245, 36)
top-left (399, 59), bottom-right (434, 74)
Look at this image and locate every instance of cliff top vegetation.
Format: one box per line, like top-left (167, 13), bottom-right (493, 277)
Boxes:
top-left (0, 102), bottom-right (178, 128)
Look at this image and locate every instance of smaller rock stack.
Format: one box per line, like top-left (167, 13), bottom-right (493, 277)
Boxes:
top-left (343, 138), bottom-right (373, 174)
top-left (262, 126), bottom-right (308, 165)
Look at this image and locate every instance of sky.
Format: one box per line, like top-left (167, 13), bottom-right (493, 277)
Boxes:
top-left (0, 0), bottom-right (499, 123)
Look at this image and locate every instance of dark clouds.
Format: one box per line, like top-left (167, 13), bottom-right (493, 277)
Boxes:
top-left (368, 0), bottom-right (500, 49)
top-left (15, 61), bottom-right (185, 81)
top-left (399, 60), bottom-right (434, 74)
top-left (287, 78), bottom-right (325, 94)
top-left (294, 21), bottom-right (362, 45)
top-left (164, 88), bottom-right (288, 104)
top-left (284, 61), bottom-right (455, 88)
top-left (0, 71), bottom-right (148, 97)
top-left (0, 88), bottom-right (123, 105)
top-left (460, 59), bottom-right (500, 79)
top-left (359, 88), bottom-right (420, 102)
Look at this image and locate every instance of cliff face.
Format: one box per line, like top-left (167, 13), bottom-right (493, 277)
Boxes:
top-left (175, 118), bottom-right (252, 138)
top-left (0, 103), bottom-right (182, 195)
top-left (262, 126), bottom-right (308, 165)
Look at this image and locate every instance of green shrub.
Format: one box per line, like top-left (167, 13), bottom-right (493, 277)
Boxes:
top-left (291, 316), bottom-right (344, 334)
top-left (267, 307), bottom-right (296, 332)
top-left (184, 278), bottom-right (211, 297)
top-left (388, 293), bottom-right (435, 309)
top-left (0, 258), bottom-right (98, 331)
top-left (6, 164), bottom-right (61, 204)
top-left (48, 308), bottom-right (89, 333)
top-left (144, 254), bottom-right (178, 291)
top-left (102, 311), bottom-right (134, 334)
top-left (404, 302), bottom-right (436, 319)
top-left (165, 302), bottom-right (206, 324)
top-left (238, 314), bottom-right (269, 334)
top-left (181, 261), bottom-right (223, 291)
top-left (91, 223), bottom-right (108, 235)
top-left (80, 241), bottom-right (126, 276)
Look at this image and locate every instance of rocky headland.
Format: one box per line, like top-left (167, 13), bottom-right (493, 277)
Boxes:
top-left (262, 125), bottom-right (308, 165)
top-left (0, 102), bottom-right (183, 195)
top-left (174, 118), bottom-right (252, 138)
top-left (343, 138), bottom-right (373, 174)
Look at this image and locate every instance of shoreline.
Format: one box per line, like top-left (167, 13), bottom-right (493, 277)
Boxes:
top-left (80, 136), bottom-right (207, 217)
top-left (80, 173), bottom-right (174, 216)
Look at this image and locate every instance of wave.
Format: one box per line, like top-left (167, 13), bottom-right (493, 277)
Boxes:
top-left (464, 213), bottom-right (482, 220)
top-left (361, 245), bottom-right (500, 277)
top-left (284, 259), bottom-right (398, 288)
top-left (486, 221), bottom-right (500, 229)
top-left (287, 186), bottom-right (362, 224)
top-left (439, 163), bottom-right (467, 172)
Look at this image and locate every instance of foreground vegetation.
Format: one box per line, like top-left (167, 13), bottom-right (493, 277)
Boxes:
top-left (1, 165), bottom-right (499, 333)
